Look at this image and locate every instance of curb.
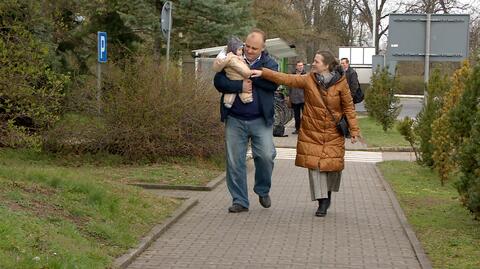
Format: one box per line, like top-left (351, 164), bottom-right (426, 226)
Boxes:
top-left (373, 165), bottom-right (433, 269)
top-left (284, 145), bottom-right (415, 152)
top-left (113, 197), bottom-right (198, 269)
top-left (127, 172), bottom-right (226, 191)
top-left (346, 146), bottom-right (414, 152)
top-left (395, 94), bottom-right (425, 99)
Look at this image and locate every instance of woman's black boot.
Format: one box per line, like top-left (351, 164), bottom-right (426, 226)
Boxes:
top-left (327, 191), bottom-right (332, 209)
top-left (315, 199), bottom-right (328, 217)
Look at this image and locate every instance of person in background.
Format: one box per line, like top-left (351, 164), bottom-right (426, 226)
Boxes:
top-left (213, 29), bottom-right (279, 213)
top-left (340, 57), bottom-right (362, 104)
top-left (251, 50), bottom-right (360, 217)
top-left (288, 61), bottom-right (306, 134)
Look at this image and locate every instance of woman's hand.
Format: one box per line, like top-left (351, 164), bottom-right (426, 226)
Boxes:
top-left (250, 69), bottom-right (263, 78)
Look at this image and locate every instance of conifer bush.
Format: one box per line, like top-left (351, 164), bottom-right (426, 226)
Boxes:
top-left (364, 67), bottom-right (401, 132)
top-left (455, 108), bottom-right (480, 219)
top-left (431, 61), bottom-right (471, 184)
top-left (414, 69), bottom-right (450, 167)
top-left (397, 116), bottom-right (419, 160)
top-left (450, 59), bottom-right (480, 218)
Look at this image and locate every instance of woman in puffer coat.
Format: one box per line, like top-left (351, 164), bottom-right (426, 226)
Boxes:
top-left (251, 50), bottom-right (360, 217)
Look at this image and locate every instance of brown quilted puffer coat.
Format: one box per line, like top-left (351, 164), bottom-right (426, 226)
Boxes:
top-left (262, 68), bottom-right (360, 171)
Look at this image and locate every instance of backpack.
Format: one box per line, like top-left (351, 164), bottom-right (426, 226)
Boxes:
top-left (352, 85), bottom-right (364, 104)
top-left (273, 125), bottom-right (287, 137)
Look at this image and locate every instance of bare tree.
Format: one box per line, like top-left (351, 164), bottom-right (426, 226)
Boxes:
top-left (290, 0), bottom-right (350, 59)
top-left (347, 0), bottom-right (354, 45)
top-left (353, 0), bottom-right (398, 54)
top-left (401, 0), bottom-right (470, 14)
top-left (469, 17), bottom-right (480, 63)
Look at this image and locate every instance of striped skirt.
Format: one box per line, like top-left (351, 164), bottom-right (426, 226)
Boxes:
top-left (308, 169), bottom-right (342, 201)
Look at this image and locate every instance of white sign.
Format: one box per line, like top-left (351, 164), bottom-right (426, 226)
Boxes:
top-left (338, 47), bottom-right (375, 65)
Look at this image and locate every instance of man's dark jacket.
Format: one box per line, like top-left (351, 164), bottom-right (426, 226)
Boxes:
top-left (213, 51), bottom-right (278, 126)
top-left (345, 66), bottom-right (360, 94)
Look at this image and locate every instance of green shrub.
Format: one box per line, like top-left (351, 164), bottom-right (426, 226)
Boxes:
top-left (45, 56), bottom-right (224, 161)
top-left (0, 1), bottom-right (69, 148)
top-left (455, 108), bottom-right (480, 219)
top-left (451, 59), bottom-right (480, 218)
top-left (431, 61), bottom-right (471, 184)
top-left (396, 116), bottom-right (419, 160)
top-left (364, 67), bottom-right (401, 132)
top-left (414, 69), bottom-right (450, 167)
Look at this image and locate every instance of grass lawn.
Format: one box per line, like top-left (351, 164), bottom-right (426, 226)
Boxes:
top-left (358, 117), bottom-right (410, 148)
top-left (378, 161), bottom-right (480, 269)
top-left (0, 148), bottom-right (219, 268)
top-left (26, 150), bottom-right (225, 187)
top-left (94, 158), bottom-right (224, 186)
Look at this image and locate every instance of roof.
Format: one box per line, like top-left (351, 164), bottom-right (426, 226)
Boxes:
top-left (192, 38), bottom-right (297, 59)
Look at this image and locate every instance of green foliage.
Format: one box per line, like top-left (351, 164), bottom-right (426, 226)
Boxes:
top-left (0, 0), bottom-right (70, 148)
top-left (364, 67), bottom-right (401, 132)
top-left (414, 69), bottom-right (450, 167)
top-left (173, 0), bottom-right (254, 51)
top-left (431, 61), bottom-right (471, 184)
top-left (455, 109), bottom-right (480, 219)
top-left (47, 0), bottom-right (160, 73)
top-left (0, 121), bottom-right (43, 151)
top-left (452, 60), bottom-right (480, 219)
top-left (252, 0), bottom-right (305, 43)
top-left (396, 117), bottom-right (419, 160)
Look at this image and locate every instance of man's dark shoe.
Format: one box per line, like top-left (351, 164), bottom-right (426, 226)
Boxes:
top-left (315, 198), bottom-right (329, 217)
top-left (228, 204), bottom-right (248, 213)
top-left (259, 195), bottom-right (271, 208)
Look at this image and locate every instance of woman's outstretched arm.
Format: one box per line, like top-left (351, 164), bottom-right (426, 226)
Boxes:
top-left (251, 68), bottom-right (307, 90)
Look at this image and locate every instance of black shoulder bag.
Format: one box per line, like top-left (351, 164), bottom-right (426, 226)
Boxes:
top-left (352, 85), bottom-right (364, 104)
top-left (318, 90), bottom-right (351, 138)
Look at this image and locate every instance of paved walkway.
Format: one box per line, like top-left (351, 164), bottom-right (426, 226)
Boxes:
top-left (127, 121), bottom-right (422, 269)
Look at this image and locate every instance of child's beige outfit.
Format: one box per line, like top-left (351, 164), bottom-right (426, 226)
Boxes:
top-left (212, 52), bottom-right (252, 108)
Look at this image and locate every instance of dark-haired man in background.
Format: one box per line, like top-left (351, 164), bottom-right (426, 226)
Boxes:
top-left (340, 57), bottom-right (363, 104)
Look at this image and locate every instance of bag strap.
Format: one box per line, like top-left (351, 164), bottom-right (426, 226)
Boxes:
top-left (317, 86), bottom-right (339, 124)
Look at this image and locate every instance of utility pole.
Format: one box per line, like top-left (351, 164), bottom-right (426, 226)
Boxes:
top-left (372, 0), bottom-right (378, 54)
top-left (161, 1), bottom-right (173, 71)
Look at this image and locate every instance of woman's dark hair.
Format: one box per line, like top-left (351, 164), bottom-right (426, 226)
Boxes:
top-left (315, 50), bottom-right (339, 72)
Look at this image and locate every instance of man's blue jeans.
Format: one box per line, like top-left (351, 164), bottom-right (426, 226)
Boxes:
top-left (225, 116), bottom-right (276, 208)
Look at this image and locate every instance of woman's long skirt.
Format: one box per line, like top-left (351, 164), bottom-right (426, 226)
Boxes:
top-left (308, 169), bottom-right (342, 201)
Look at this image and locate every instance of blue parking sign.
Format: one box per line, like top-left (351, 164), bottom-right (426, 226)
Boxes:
top-left (98, 32), bottom-right (107, 63)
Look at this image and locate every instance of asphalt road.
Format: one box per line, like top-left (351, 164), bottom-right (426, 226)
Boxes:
top-left (355, 97), bottom-right (424, 119)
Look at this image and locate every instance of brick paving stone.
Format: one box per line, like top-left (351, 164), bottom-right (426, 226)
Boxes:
top-left (126, 158), bottom-right (423, 269)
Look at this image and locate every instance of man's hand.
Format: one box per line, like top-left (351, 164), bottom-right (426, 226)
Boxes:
top-left (242, 79), bottom-right (252, 94)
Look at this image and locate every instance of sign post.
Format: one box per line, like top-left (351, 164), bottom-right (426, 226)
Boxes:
top-left (97, 32), bottom-right (107, 113)
top-left (161, 1), bottom-right (172, 70)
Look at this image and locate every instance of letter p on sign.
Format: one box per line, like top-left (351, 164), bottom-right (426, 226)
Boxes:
top-left (98, 32), bottom-right (107, 63)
